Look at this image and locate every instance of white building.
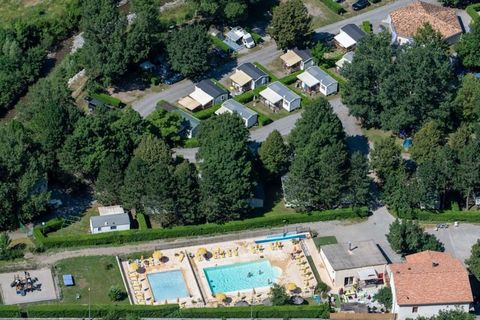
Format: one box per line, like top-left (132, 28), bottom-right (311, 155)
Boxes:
top-left (179, 79), bottom-right (229, 112)
top-left (90, 206), bottom-right (130, 234)
top-left (296, 66), bottom-right (338, 96)
top-left (336, 51), bottom-right (355, 72)
top-left (320, 240), bottom-right (387, 290)
top-left (259, 81), bottom-right (301, 112)
top-left (229, 62), bottom-right (269, 93)
top-left (334, 24), bottom-right (366, 50)
top-left (280, 48), bottom-right (314, 73)
top-left (216, 99), bottom-right (258, 128)
top-left (388, 251), bottom-right (473, 320)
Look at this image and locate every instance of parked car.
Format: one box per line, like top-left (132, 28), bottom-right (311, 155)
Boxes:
top-left (352, 0), bottom-right (370, 10)
top-left (242, 33), bottom-right (256, 48)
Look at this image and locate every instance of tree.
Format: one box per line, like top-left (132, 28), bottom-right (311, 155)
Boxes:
top-left (387, 219), bottom-right (444, 255)
top-left (270, 283), bottom-right (289, 306)
top-left (346, 152), bottom-right (371, 210)
top-left (415, 310), bottom-right (474, 320)
top-left (258, 130), bottom-right (291, 181)
top-left (197, 113), bottom-right (253, 223)
top-left (174, 161), bottom-right (202, 224)
top-left (95, 154), bottom-right (124, 205)
top-left (373, 287), bottom-right (392, 311)
top-left (369, 137), bottom-right (402, 183)
top-left (147, 107), bottom-right (182, 145)
top-left (134, 134), bottom-right (172, 167)
top-left (456, 21), bottom-right (480, 69)
top-left (410, 121), bottom-right (444, 165)
top-left (188, 0), bottom-right (248, 24)
top-left (289, 98), bottom-right (344, 152)
top-left (453, 138), bottom-right (480, 209)
top-left (108, 286), bottom-right (127, 301)
top-left (126, 0), bottom-right (161, 64)
top-left (455, 74), bottom-right (480, 124)
top-left (413, 23), bottom-right (448, 52)
top-left (310, 42), bottom-right (329, 65)
top-left (342, 32), bottom-right (393, 128)
top-left (383, 168), bottom-right (419, 217)
top-left (121, 157), bottom-right (150, 210)
top-left (166, 25), bottom-right (210, 77)
top-left (81, 0), bottom-right (128, 84)
top-left (269, 0), bottom-right (311, 50)
top-left (465, 239), bottom-right (480, 281)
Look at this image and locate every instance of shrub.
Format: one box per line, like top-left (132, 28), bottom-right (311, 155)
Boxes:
top-left (137, 213), bottom-right (148, 230)
top-left (466, 4), bottom-right (480, 23)
top-left (179, 305), bottom-right (330, 318)
top-left (270, 283), bottom-right (289, 305)
top-left (374, 286), bottom-right (392, 311)
top-left (183, 138), bottom-right (199, 148)
top-left (320, 0), bottom-right (345, 14)
top-left (414, 210), bottom-right (480, 223)
top-left (361, 21), bottom-right (372, 33)
top-left (194, 105), bottom-right (220, 120)
top-left (0, 306), bottom-right (21, 317)
top-left (150, 76), bottom-right (161, 86)
top-left (108, 286), bottom-right (127, 302)
top-left (210, 36), bottom-right (231, 53)
top-left (279, 71), bottom-right (302, 85)
top-left (258, 114), bottom-right (273, 126)
top-left (235, 90), bottom-right (258, 104)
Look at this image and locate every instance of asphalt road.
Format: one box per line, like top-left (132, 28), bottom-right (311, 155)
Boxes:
top-left (132, 0), bottom-right (428, 117)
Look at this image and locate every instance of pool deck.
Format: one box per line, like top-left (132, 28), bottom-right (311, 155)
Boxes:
top-left (121, 233), bottom-right (321, 308)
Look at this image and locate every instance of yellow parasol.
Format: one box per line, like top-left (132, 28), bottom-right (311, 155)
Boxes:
top-left (216, 292), bottom-right (227, 301)
top-left (152, 250), bottom-right (163, 260)
top-left (196, 247), bottom-right (207, 257)
top-left (286, 283), bottom-right (297, 291)
top-left (129, 262), bottom-right (139, 272)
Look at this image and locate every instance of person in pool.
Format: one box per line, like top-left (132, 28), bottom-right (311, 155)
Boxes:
top-left (247, 272), bottom-right (253, 277)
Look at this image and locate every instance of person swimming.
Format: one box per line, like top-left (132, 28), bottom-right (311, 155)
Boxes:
top-left (247, 272), bottom-right (253, 277)
top-left (258, 270), bottom-right (263, 275)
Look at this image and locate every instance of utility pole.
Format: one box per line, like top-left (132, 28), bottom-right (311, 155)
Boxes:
top-left (88, 287), bottom-right (91, 320)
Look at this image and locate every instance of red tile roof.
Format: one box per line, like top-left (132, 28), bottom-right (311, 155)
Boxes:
top-left (390, 251), bottom-right (473, 306)
top-left (390, 1), bottom-right (461, 39)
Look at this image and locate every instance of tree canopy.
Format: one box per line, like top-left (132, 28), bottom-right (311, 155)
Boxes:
top-left (259, 130), bottom-right (291, 181)
top-left (455, 21), bottom-right (480, 69)
top-left (465, 239), bottom-right (480, 281)
top-left (387, 219), bottom-right (444, 255)
top-left (269, 0), bottom-right (311, 50)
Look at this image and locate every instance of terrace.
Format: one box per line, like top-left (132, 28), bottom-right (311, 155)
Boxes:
top-left (120, 233), bottom-right (320, 308)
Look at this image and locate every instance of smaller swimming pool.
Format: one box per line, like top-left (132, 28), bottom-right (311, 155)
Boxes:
top-left (255, 232), bottom-right (307, 244)
top-left (147, 270), bottom-right (189, 302)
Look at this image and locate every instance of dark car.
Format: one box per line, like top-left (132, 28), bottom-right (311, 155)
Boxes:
top-left (352, 0), bottom-right (370, 10)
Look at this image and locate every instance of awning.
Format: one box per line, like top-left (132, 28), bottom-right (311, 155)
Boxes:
top-left (358, 268), bottom-right (378, 281)
top-left (280, 50), bottom-right (302, 67)
top-left (260, 87), bottom-right (282, 104)
top-left (178, 96), bottom-right (201, 111)
top-left (190, 88), bottom-right (213, 106)
top-left (230, 70), bottom-right (252, 86)
top-left (334, 32), bottom-right (356, 49)
top-left (297, 71), bottom-right (319, 88)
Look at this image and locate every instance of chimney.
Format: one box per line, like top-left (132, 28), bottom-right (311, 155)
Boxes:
top-left (348, 242), bottom-right (352, 251)
top-left (432, 261), bottom-right (439, 267)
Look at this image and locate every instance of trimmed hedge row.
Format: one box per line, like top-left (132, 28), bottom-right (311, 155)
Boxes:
top-left (26, 304), bottom-right (180, 318)
top-left (414, 210), bottom-right (480, 223)
top-left (194, 104), bottom-right (221, 120)
top-left (321, 0), bottom-right (345, 14)
top-left (466, 4), bottom-right (480, 24)
top-left (258, 113), bottom-right (273, 126)
top-left (0, 306), bottom-right (21, 318)
top-left (279, 70), bottom-right (302, 85)
top-left (137, 213), bottom-right (148, 230)
top-left (179, 304), bottom-right (330, 318)
top-left (34, 207), bottom-right (367, 249)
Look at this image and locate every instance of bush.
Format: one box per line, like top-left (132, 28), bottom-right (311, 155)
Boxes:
top-left (91, 93), bottom-right (123, 108)
top-left (414, 210), bottom-right (480, 223)
top-left (466, 4), bottom-right (480, 23)
top-left (279, 71), bottom-right (302, 85)
top-left (183, 138), bottom-right (199, 148)
top-left (361, 21), bottom-right (372, 33)
top-left (194, 105), bottom-right (220, 120)
top-left (235, 90), bottom-right (258, 104)
top-left (210, 36), bottom-right (231, 53)
top-left (0, 306), bottom-right (21, 317)
top-left (108, 286), bottom-right (127, 302)
top-left (373, 286), bottom-right (392, 311)
top-left (150, 76), bottom-right (161, 86)
top-left (178, 305), bottom-right (330, 318)
top-left (34, 207), bottom-right (367, 249)
top-left (258, 114), bottom-right (273, 126)
top-left (320, 0), bottom-right (345, 14)
top-left (137, 213), bottom-right (148, 230)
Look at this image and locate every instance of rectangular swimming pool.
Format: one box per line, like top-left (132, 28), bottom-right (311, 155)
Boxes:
top-left (255, 232), bottom-right (307, 244)
top-left (204, 260), bottom-right (280, 294)
top-left (147, 270), bottom-right (189, 302)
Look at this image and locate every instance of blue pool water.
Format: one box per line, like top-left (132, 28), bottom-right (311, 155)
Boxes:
top-left (255, 232), bottom-right (306, 244)
top-left (204, 260), bottom-right (280, 294)
top-left (147, 270), bottom-right (189, 301)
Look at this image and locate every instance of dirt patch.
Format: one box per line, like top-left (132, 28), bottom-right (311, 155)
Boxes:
top-left (303, 0), bottom-right (327, 18)
top-left (21, 0), bottom-right (43, 7)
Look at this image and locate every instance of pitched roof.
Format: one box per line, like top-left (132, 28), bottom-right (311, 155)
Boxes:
top-left (90, 213), bottom-right (130, 229)
top-left (219, 99), bottom-right (257, 120)
top-left (390, 1), bottom-right (461, 39)
top-left (230, 70), bottom-right (252, 86)
top-left (321, 240), bottom-right (388, 270)
top-left (196, 79), bottom-right (228, 98)
top-left (280, 50), bottom-right (302, 67)
top-left (390, 251), bottom-right (473, 306)
top-left (265, 81), bottom-right (300, 103)
top-left (292, 48), bottom-right (312, 61)
top-left (237, 63), bottom-right (267, 81)
top-left (304, 66), bottom-right (337, 87)
top-left (340, 24), bottom-right (366, 42)
top-left (98, 205), bottom-right (124, 216)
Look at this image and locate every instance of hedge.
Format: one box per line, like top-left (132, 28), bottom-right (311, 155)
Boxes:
top-left (0, 306), bottom-right (21, 318)
top-left (26, 304), bottom-right (179, 318)
top-left (179, 304), bottom-right (330, 318)
top-left (193, 104), bottom-right (221, 120)
top-left (320, 0), bottom-right (345, 14)
top-left (414, 210), bottom-right (480, 223)
top-left (34, 207), bottom-right (367, 249)
top-left (280, 70), bottom-right (302, 85)
top-left (258, 113), bottom-right (273, 126)
top-left (466, 4), bottom-right (480, 24)
top-left (91, 93), bottom-right (123, 107)
top-left (361, 21), bottom-right (372, 33)
top-left (137, 213), bottom-right (148, 230)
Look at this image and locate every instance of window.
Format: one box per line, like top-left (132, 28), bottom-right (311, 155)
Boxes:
top-left (412, 306), bottom-right (418, 313)
top-left (344, 276), bottom-right (354, 286)
top-left (110, 226), bottom-right (117, 230)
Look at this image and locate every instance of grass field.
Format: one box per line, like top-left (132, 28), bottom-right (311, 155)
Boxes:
top-left (313, 236), bottom-right (338, 249)
top-left (55, 256), bottom-right (127, 304)
top-left (245, 100), bottom-right (300, 121)
top-left (48, 208), bottom-right (98, 237)
top-left (158, 2), bottom-right (195, 26)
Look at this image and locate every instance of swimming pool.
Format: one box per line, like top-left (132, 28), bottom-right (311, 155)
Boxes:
top-left (255, 232), bottom-right (307, 244)
top-left (204, 260), bottom-right (280, 294)
top-left (147, 270), bottom-right (189, 301)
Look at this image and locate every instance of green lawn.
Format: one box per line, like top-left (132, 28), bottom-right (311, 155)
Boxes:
top-left (361, 128), bottom-right (399, 146)
top-left (48, 208), bottom-right (97, 237)
top-left (158, 2), bottom-right (195, 26)
top-left (245, 100), bottom-right (300, 121)
top-left (313, 236), bottom-right (338, 249)
top-left (55, 256), bottom-right (127, 304)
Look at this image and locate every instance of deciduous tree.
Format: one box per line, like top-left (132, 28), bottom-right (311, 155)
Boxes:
top-left (369, 137), bottom-right (402, 183)
top-left (259, 130), bottom-right (291, 181)
top-left (456, 21), bottom-right (480, 69)
top-left (465, 239), bottom-right (480, 281)
top-left (346, 152), bottom-right (371, 210)
top-left (269, 0), bottom-right (311, 50)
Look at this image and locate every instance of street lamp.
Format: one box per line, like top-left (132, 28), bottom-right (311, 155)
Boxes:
top-left (88, 287), bottom-right (91, 320)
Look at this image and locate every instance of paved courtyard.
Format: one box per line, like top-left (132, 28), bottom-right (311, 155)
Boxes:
top-left (0, 268), bottom-right (57, 305)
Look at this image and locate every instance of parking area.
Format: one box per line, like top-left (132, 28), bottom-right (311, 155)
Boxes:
top-left (0, 268), bottom-right (57, 305)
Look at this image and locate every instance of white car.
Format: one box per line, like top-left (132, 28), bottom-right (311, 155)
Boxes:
top-left (242, 33), bottom-right (256, 49)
